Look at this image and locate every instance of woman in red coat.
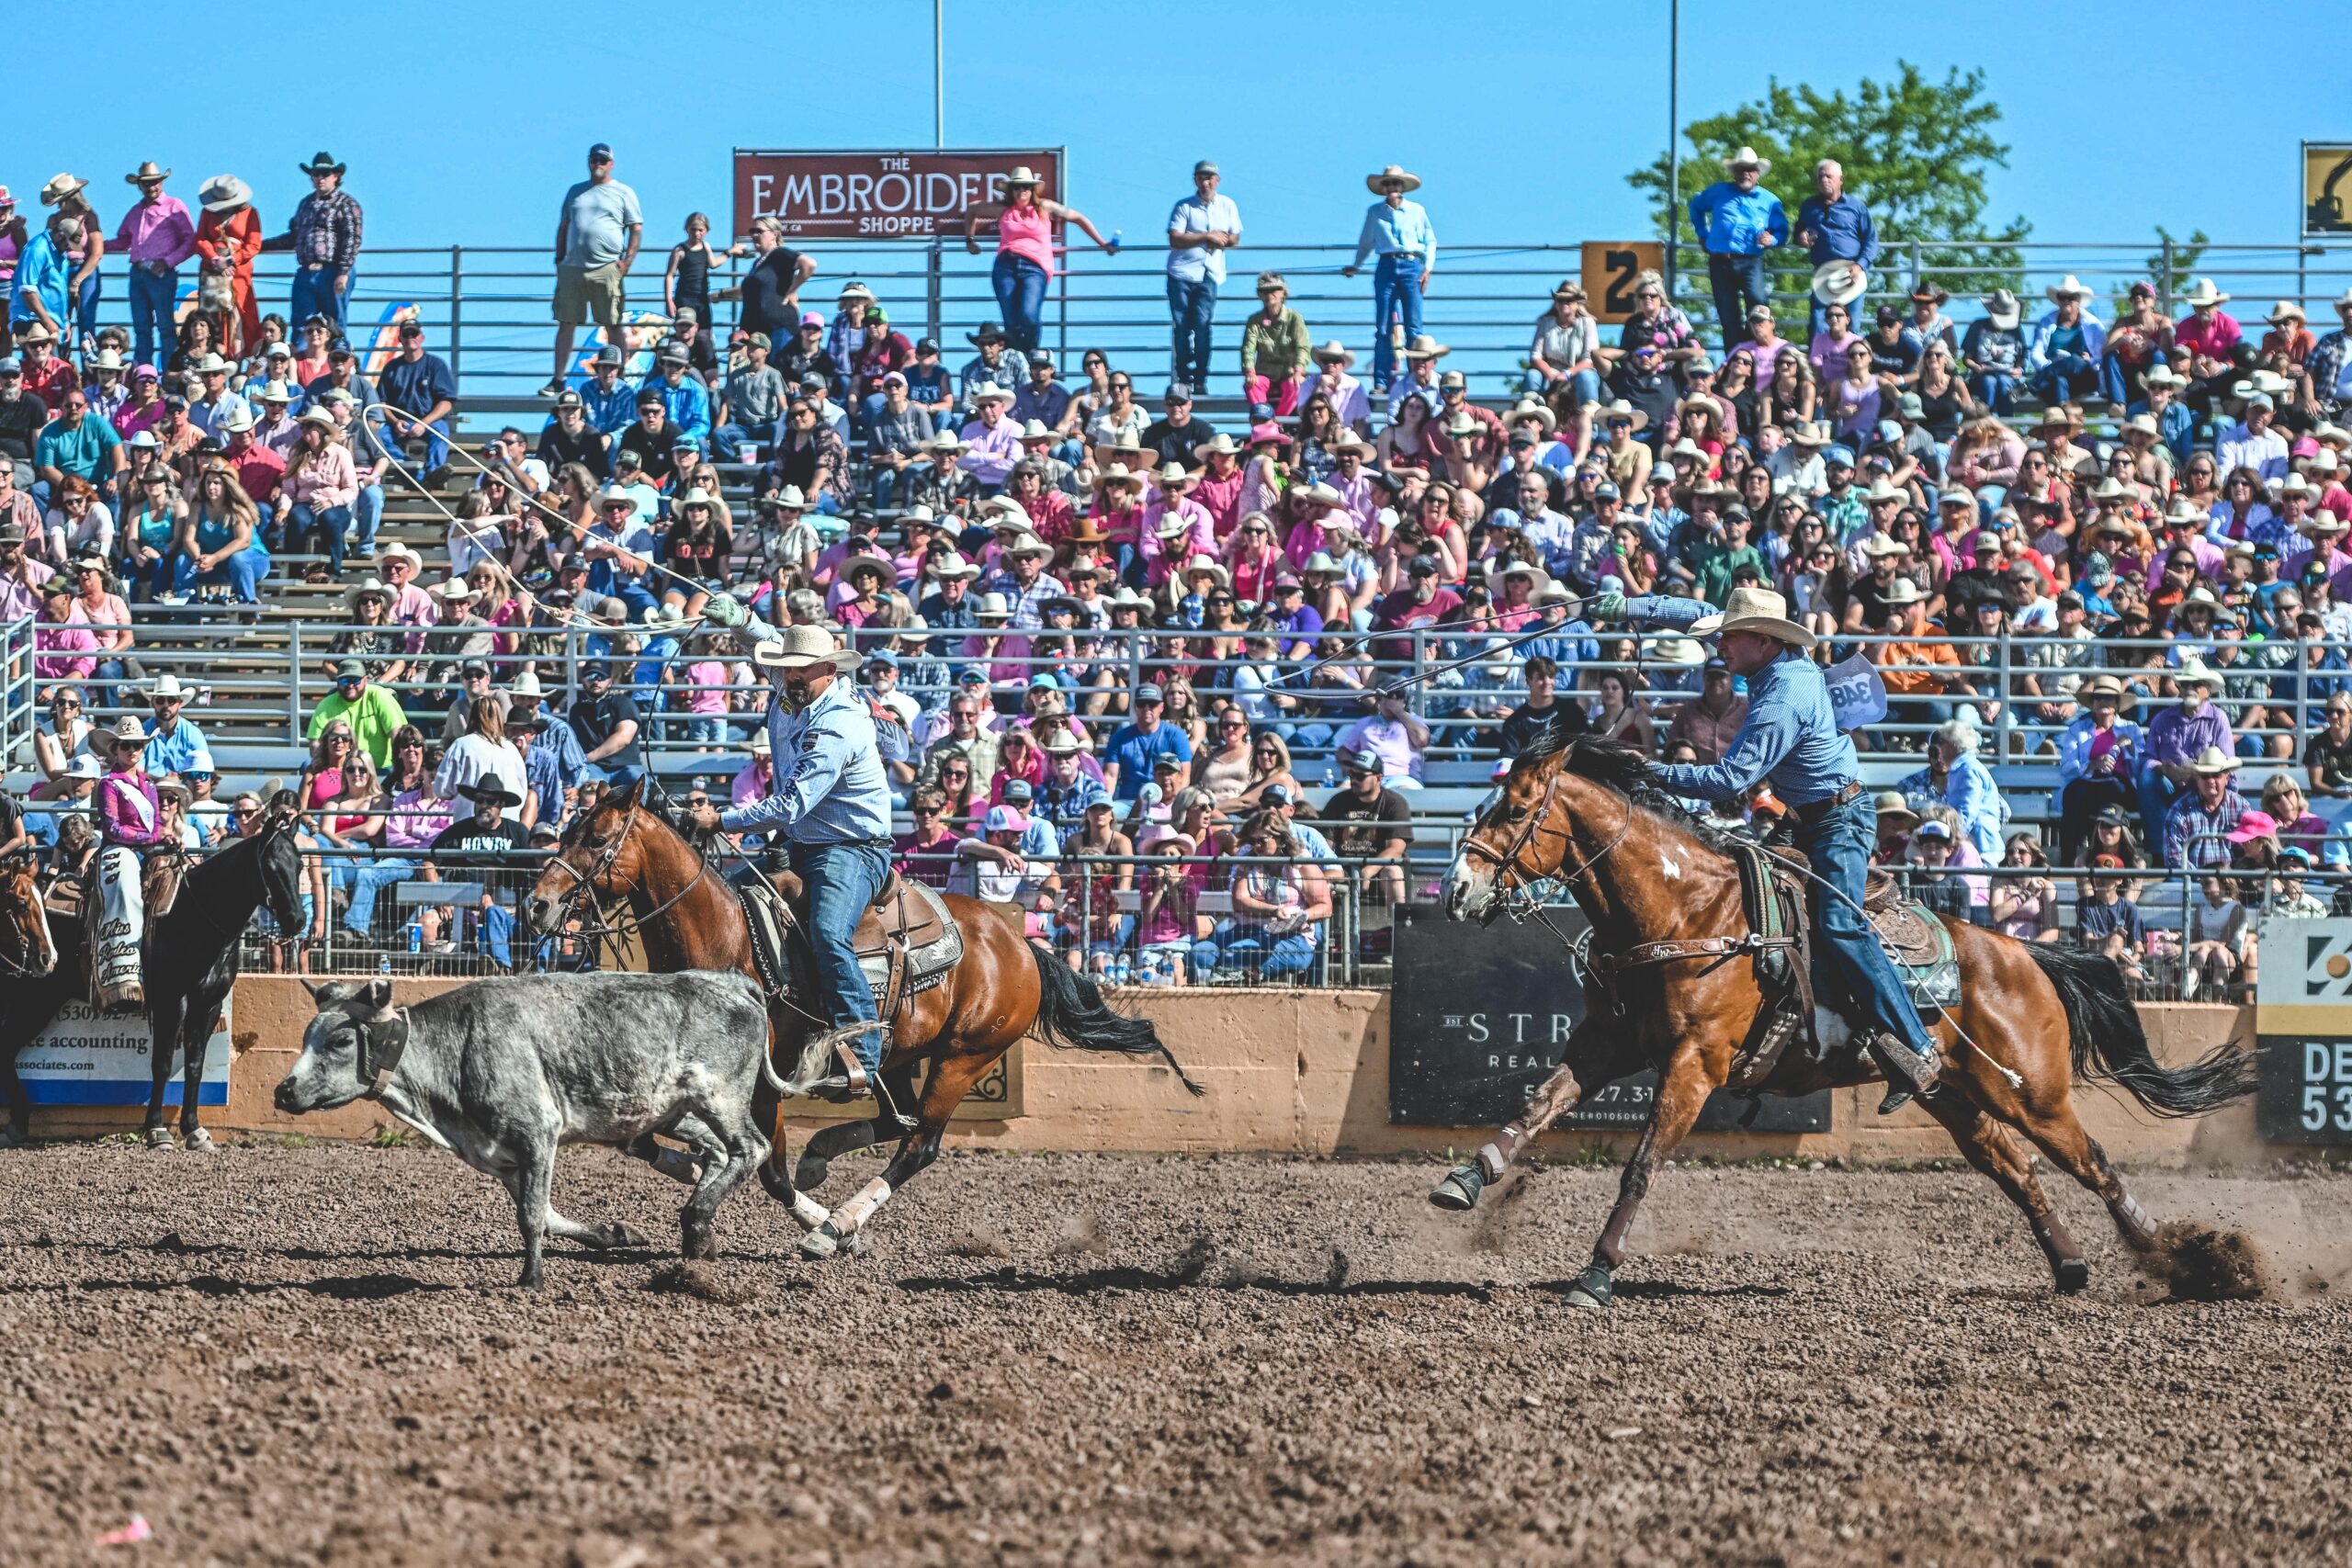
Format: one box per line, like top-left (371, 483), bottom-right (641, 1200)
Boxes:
top-left (193, 175), bottom-right (262, 357)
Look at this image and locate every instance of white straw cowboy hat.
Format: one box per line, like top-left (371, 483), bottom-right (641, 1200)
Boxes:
top-left (2187, 744), bottom-right (2240, 775)
top-left (39, 174), bottom-right (88, 206)
top-left (1811, 260), bottom-right (1868, 307)
top-left (2043, 275), bottom-right (2094, 303)
top-left (2173, 661), bottom-right (2224, 694)
top-left (1690, 584), bottom-right (1815, 649)
top-left (1597, 399), bottom-right (1648, 433)
top-left (1504, 397), bottom-right (1558, 434)
top-left (1981, 288), bottom-right (2022, 330)
top-left (198, 175), bottom-right (252, 214)
top-left (124, 161), bottom-right (171, 186)
top-left (1721, 146), bottom-right (1771, 175)
top-left (1310, 339), bottom-right (1355, 367)
top-left (1002, 166), bottom-right (1044, 187)
top-left (1878, 578), bottom-right (1923, 608)
top-left (2267, 300), bottom-right (2307, 324)
top-left (1400, 334), bottom-right (1450, 361)
top-left (2180, 277), bottom-right (2231, 309)
top-left (1364, 164), bottom-right (1421, 194)
top-left (751, 625), bottom-right (861, 671)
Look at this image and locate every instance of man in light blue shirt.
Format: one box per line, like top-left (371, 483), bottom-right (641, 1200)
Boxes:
top-left (140, 675), bottom-right (210, 777)
top-left (1341, 164), bottom-right (1437, 390)
top-left (1587, 582), bottom-right (1941, 1111)
top-left (544, 142), bottom-right (643, 398)
top-left (1165, 160), bottom-right (1242, 393)
top-left (9, 220), bottom-right (74, 337)
top-left (1686, 147), bottom-right (1788, 355)
top-left (689, 616), bottom-right (899, 1103)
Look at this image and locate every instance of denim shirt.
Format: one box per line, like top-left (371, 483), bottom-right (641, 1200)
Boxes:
top-left (1795, 193), bottom-right (1878, 267)
top-left (718, 671), bottom-right (894, 844)
top-left (1687, 183), bottom-right (1790, 256)
top-left (1631, 595), bottom-right (1858, 806)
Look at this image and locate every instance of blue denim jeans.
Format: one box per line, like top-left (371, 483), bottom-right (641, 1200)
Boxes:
top-left (790, 837), bottom-right (892, 1072)
top-left (335, 855), bottom-right (419, 935)
top-left (2031, 355), bottom-right (2098, 405)
top-left (2135, 763), bottom-right (2183, 851)
top-left (173, 544), bottom-right (271, 602)
top-left (126, 266), bottom-right (178, 370)
top-left (290, 266), bottom-right (354, 336)
top-left (1969, 371), bottom-right (2018, 414)
top-left (1370, 254), bottom-right (1425, 389)
top-left (1191, 919), bottom-right (1316, 980)
top-left (69, 269), bottom-right (101, 347)
top-left (1521, 367), bottom-right (1603, 408)
top-left (1792, 792), bottom-right (1935, 1059)
top-left (287, 502), bottom-right (352, 571)
top-left (351, 482), bottom-right (383, 554)
top-left (992, 253), bottom-right (1049, 356)
top-left (1706, 252), bottom-right (1770, 354)
top-left (1167, 276), bottom-right (1216, 389)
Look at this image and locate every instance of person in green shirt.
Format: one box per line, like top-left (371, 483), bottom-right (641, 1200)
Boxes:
top-left (1238, 272), bottom-right (1311, 410)
top-left (308, 657), bottom-right (410, 770)
top-left (1693, 507), bottom-right (1767, 604)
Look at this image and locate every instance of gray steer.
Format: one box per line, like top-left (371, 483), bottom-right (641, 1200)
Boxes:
top-left (275, 971), bottom-right (774, 1287)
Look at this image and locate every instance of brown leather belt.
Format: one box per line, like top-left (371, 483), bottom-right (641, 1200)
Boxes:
top-left (1790, 779), bottom-right (1865, 824)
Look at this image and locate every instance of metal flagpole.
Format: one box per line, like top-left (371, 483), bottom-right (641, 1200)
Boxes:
top-left (1665, 0), bottom-right (1679, 301)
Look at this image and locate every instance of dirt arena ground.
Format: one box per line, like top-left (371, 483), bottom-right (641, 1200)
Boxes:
top-left (1, 1144), bottom-right (2348, 1567)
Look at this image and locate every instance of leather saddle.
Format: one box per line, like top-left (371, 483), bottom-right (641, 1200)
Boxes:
top-left (735, 869), bottom-right (964, 1031)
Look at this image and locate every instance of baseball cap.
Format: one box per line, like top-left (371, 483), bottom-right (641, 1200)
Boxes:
top-left (1340, 747), bottom-right (1382, 775)
top-left (1825, 446), bottom-right (1856, 468)
top-left (1261, 784), bottom-right (1294, 807)
top-left (741, 331), bottom-right (771, 351)
top-left (915, 336), bottom-right (941, 355)
top-left (1136, 682), bottom-right (1165, 705)
top-left (580, 660), bottom-right (612, 680)
top-left (588, 142), bottom-right (614, 162)
top-left (800, 310), bottom-right (825, 328)
top-left (1914, 820), bottom-right (1952, 840)
top-left (1001, 779), bottom-right (1035, 804)
top-left (553, 389), bottom-right (584, 412)
top-left (1408, 555), bottom-right (1442, 577)
top-left (983, 804), bottom-right (1030, 834)
top-left (333, 658), bottom-right (368, 681)
top-left (863, 649), bottom-right (899, 671)
top-left (1166, 382), bottom-right (1193, 402)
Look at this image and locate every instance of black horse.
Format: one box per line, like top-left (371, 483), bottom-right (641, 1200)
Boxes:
top-left (0, 795), bottom-right (307, 1149)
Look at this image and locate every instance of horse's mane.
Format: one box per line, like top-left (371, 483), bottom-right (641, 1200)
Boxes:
top-left (1515, 729), bottom-right (1742, 857)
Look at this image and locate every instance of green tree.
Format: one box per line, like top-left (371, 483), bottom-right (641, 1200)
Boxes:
top-left (1627, 62), bottom-right (2030, 332)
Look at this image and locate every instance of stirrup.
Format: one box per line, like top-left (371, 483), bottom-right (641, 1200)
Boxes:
top-left (1867, 1034), bottom-right (1939, 1116)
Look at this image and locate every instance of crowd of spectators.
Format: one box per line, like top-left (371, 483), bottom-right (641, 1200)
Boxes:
top-left (7, 145), bottom-right (2352, 989)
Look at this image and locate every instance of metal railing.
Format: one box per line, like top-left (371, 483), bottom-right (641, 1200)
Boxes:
top-left (1, 615), bottom-right (33, 772)
top-left (68, 233), bottom-right (2352, 405)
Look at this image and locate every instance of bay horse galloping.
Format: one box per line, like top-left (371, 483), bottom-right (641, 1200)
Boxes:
top-left (1435, 733), bottom-right (2256, 1305)
top-left (522, 780), bottom-right (1202, 1258)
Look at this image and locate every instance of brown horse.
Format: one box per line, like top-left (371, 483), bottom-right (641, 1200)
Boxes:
top-left (0, 853), bottom-right (59, 982)
top-left (1433, 734), bottom-right (2256, 1305)
top-left (521, 780), bottom-right (1202, 1258)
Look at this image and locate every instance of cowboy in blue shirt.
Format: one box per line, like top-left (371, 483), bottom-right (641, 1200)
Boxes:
top-left (1340, 164), bottom-right (1438, 391)
top-left (688, 615), bottom-right (899, 1102)
top-left (1686, 147), bottom-right (1788, 355)
top-left (1793, 159), bottom-right (1877, 338)
top-left (1589, 583), bottom-right (1941, 1111)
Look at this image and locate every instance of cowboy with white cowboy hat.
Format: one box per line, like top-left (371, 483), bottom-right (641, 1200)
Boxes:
top-left (1340, 164), bottom-right (1438, 391)
top-left (1687, 146), bottom-right (1786, 355)
top-left (1575, 580), bottom-right (1943, 1111)
top-left (686, 611), bottom-right (899, 1105)
top-left (2027, 276), bottom-right (2107, 405)
top-left (92, 715), bottom-right (166, 1012)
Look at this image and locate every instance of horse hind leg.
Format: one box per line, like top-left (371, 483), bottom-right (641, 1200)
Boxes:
top-left (1567, 1048), bottom-right (1715, 1309)
top-left (1925, 1092), bottom-right (2089, 1293)
top-left (142, 993), bottom-right (187, 1149)
top-left (178, 1001), bottom-right (221, 1149)
top-left (793, 1066), bottom-right (919, 1192)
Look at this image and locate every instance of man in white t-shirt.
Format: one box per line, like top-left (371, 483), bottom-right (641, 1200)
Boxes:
top-left (543, 141), bottom-right (643, 398)
top-left (1165, 160), bottom-right (1242, 393)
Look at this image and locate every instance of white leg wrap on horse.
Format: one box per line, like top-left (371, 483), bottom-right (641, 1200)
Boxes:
top-left (789, 1190), bottom-right (831, 1233)
top-left (1477, 1125), bottom-right (1527, 1183)
top-left (831, 1178), bottom-right (893, 1236)
top-left (2115, 1193), bottom-right (2154, 1238)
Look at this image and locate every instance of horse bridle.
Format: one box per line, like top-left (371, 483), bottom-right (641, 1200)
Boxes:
top-left (0, 868), bottom-right (51, 979)
top-left (1461, 769), bottom-right (1635, 915)
top-left (541, 794), bottom-right (714, 949)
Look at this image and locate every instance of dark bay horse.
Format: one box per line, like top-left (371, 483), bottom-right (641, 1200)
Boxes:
top-left (521, 779), bottom-right (1202, 1258)
top-left (1436, 734), bottom-right (2256, 1305)
top-left (0, 797), bottom-right (308, 1149)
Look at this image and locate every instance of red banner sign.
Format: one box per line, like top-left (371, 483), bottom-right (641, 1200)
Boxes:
top-left (730, 149), bottom-right (1064, 241)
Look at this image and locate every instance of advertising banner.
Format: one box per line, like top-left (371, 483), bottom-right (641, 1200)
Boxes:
top-left (2254, 915), bottom-right (2352, 1142)
top-left (731, 149), bottom-right (1064, 242)
top-left (19, 999), bottom-right (230, 1107)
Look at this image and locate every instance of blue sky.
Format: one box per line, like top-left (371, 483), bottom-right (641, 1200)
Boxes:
top-left (17, 0), bottom-right (2335, 257)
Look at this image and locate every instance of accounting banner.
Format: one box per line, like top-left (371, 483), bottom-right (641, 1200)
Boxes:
top-left (2253, 915), bottom-right (2352, 1142)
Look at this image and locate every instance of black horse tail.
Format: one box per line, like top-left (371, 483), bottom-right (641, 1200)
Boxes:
top-left (1028, 941), bottom-right (1205, 1097)
top-left (2024, 942), bottom-right (2256, 1117)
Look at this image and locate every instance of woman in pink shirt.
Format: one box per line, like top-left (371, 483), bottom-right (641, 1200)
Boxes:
top-left (33, 584), bottom-right (96, 682)
top-left (961, 165), bottom-right (1112, 356)
top-left (281, 412), bottom-right (359, 572)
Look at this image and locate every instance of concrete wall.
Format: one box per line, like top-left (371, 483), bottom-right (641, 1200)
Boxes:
top-left (32, 979), bottom-right (2265, 1168)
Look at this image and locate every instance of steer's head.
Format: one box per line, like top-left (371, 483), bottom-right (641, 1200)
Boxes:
top-left (274, 978), bottom-right (396, 1115)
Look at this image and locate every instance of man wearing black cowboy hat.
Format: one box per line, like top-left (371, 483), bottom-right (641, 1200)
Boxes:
top-left (262, 153), bottom-right (361, 335)
top-left (957, 323), bottom-right (1022, 415)
top-left (430, 781), bottom-right (530, 864)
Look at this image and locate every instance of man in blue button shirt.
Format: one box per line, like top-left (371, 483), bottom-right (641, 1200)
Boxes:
top-left (1686, 147), bottom-right (1788, 356)
top-left (689, 616), bottom-right (898, 1104)
top-left (1587, 582), bottom-right (1941, 1111)
top-left (1792, 159), bottom-right (1877, 340)
top-left (1341, 164), bottom-right (1437, 392)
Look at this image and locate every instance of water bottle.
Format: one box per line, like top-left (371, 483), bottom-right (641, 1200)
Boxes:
top-left (1106, 231), bottom-right (1122, 255)
top-left (378, 955), bottom-right (392, 976)
top-left (1322, 764), bottom-right (1338, 789)
top-left (406, 919), bottom-right (423, 954)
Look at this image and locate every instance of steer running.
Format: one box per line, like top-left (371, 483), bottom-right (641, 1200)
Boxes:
top-left (275, 972), bottom-right (774, 1287)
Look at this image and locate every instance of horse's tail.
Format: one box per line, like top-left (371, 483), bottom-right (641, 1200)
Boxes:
top-left (2024, 941), bottom-right (2256, 1116)
top-left (1027, 940), bottom-right (1205, 1097)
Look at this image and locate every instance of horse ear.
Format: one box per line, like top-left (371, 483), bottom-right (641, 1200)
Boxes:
top-left (613, 776), bottom-right (644, 810)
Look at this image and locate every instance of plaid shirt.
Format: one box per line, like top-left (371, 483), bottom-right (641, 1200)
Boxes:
top-left (290, 189), bottom-right (365, 271)
top-left (2312, 329), bottom-right (2352, 421)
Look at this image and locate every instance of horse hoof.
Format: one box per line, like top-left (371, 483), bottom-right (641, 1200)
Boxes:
top-left (144, 1127), bottom-right (176, 1151)
top-left (792, 1156), bottom-right (830, 1193)
top-left (183, 1128), bottom-right (216, 1152)
top-left (1562, 1265), bottom-right (1614, 1311)
top-left (606, 1223), bottom-right (651, 1249)
top-left (798, 1224), bottom-right (841, 1261)
top-left (1428, 1165), bottom-right (1485, 1213)
top-left (2054, 1258), bottom-right (2090, 1295)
